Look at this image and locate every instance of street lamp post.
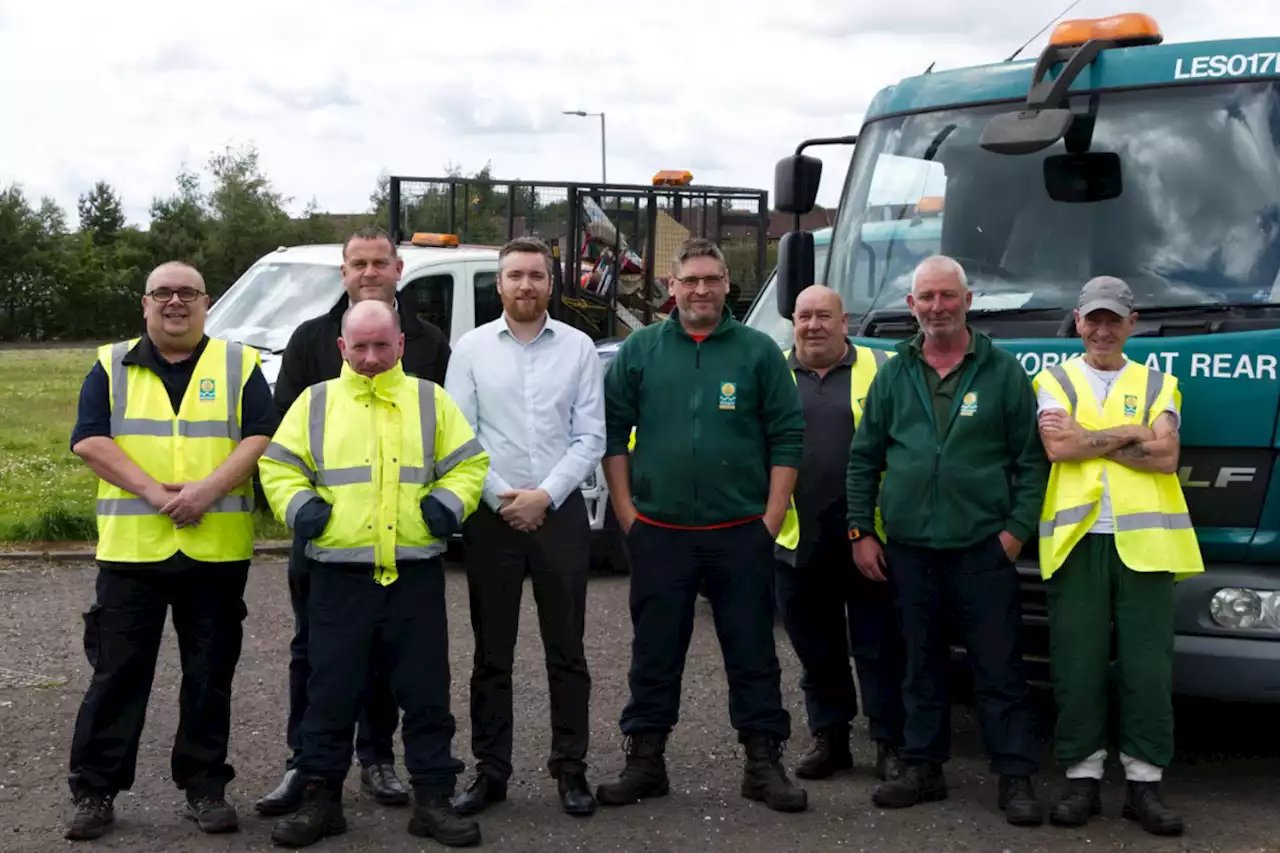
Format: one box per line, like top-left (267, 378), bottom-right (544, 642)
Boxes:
top-left (563, 110), bottom-right (606, 185)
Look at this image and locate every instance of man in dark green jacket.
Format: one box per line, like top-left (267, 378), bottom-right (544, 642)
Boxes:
top-left (596, 237), bottom-right (809, 815)
top-left (846, 255), bottom-right (1049, 827)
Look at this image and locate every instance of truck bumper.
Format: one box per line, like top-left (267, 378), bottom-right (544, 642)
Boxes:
top-left (1010, 562), bottom-right (1280, 704)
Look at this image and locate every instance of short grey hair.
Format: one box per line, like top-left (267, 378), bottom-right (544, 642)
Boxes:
top-left (911, 255), bottom-right (968, 290)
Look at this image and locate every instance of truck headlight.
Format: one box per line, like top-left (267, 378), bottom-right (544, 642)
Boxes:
top-left (1209, 588), bottom-right (1280, 631)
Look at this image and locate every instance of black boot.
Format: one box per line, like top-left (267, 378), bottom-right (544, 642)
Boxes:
top-left (361, 762), bottom-right (409, 806)
top-left (1050, 778), bottom-right (1101, 827)
top-left (270, 777), bottom-right (347, 848)
top-left (595, 733), bottom-right (670, 806)
top-left (1123, 781), bottom-right (1183, 836)
top-left (65, 791), bottom-right (114, 841)
top-left (450, 774), bottom-right (507, 816)
top-left (408, 790), bottom-right (481, 847)
top-left (872, 762), bottom-right (947, 809)
top-left (998, 775), bottom-right (1044, 826)
top-left (740, 733), bottom-right (808, 813)
top-left (795, 725), bottom-right (853, 780)
top-left (875, 742), bottom-right (904, 782)
top-left (183, 792), bottom-right (240, 833)
top-left (256, 769), bottom-right (305, 816)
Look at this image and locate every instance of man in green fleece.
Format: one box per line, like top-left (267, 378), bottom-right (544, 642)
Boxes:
top-left (846, 255), bottom-right (1049, 826)
top-left (596, 237), bottom-right (809, 815)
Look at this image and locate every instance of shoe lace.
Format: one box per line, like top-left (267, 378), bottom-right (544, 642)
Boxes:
top-left (75, 794), bottom-right (111, 817)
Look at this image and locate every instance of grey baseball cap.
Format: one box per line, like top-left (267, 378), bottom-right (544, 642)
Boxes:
top-left (1078, 275), bottom-right (1134, 317)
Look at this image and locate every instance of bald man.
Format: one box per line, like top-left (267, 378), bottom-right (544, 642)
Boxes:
top-left (773, 285), bottom-right (907, 783)
top-left (845, 256), bottom-right (1049, 826)
top-left (65, 261), bottom-right (277, 839)
top-left (259, 298), bottom-right (489, 847)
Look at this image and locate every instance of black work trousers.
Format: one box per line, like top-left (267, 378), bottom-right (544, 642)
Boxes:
top-left (285, 536), bottom-right (399, 770)
top-left (775, 527), bottom-right (907, 745)
top-left (885, 535), bottom-right (1039, 777)
top-left (298, 558), bottom-right (462, 794)
top-left (462, 490), bottom-right (591, 781)
top-left (620, 519), bottom-right (790, 742)
top-left (68, 562), bottom-right (250, 799)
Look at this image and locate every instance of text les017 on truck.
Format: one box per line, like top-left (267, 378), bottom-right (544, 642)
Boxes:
top-left (757, 14), bottom-right (1280, 703)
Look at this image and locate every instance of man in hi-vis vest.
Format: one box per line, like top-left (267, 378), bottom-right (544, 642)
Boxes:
top-left (1034, 275), bottom-right (1201, 838)
top-left (65, 261), bottom-right (275, 841)
top-left (258, 299), bottom-right (489, 849)
top-left (772, 285), bottom-right (906, 784)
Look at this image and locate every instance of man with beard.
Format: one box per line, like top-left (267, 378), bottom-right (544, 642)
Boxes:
top-left (257, 227), bottom-right (452, 817)
top-left (65, 261), bottom-right (274, 839)
top-left (772, 284), bottom-right (907, 783)
top-left (443, 236), bottom-right (605, 817)
top-left (845, 255), bottom-right (1049, 826)
top-left (597, 237), bottom-right (808, 814)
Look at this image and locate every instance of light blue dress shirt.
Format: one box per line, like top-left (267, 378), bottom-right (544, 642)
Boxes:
top-left (444, 314), bottom-right (606, 513)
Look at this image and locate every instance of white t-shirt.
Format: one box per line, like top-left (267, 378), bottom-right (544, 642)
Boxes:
top-left (1036, 357), bottom-right (1179, 534)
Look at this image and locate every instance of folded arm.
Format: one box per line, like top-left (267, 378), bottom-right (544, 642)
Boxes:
top-left (1038, 409), bottom-right (1154, 463)
top-left (1103, 411), bottom-right (1179, 474)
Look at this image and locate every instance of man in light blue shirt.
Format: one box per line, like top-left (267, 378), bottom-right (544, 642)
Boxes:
top-left (443, 236), bottom-right (605, 819)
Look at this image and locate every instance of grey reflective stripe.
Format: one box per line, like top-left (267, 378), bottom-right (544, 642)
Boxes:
top-left (1047, 365), bottom-right (1075, 412)
top-left (871, 348), bottom-right (890, 367)
top-left (396, 542), bottom-right (448, 561)
top-left (285, 489), bottom-right (320, 527)
top-left (109, 341), bottom-right (131, 436)
top-left (181, 421), bottom-right (232, 438)
top-left (435, 437), bottom-right (484, 477)
top-left (226, 341), bottom-right (244, 442)
top-left (264, 441), bottom-right (314, 478)
top-left (317, 466), bottom-right (372, 487)
top-left (97, 495), bottom-right (250, 516)
top-left (307, 544), bottom-right (375, 563)
top-left (400, 466), bottom-right (431, 484)
top-left (431, 487), bottom-right (465, 523)
top-left (418, 380), bottom-right (437, 465)
top-left (309, 383), bottom-right (328, 471)
top-left (1143, 367), bottom-right (1164, 423)
top-left (117, 419), bottom-right (174, 436)
top-left (1115, 511), bottom-right (1193, 532)
top-left (1038, 501), bottom-right (1095, 538)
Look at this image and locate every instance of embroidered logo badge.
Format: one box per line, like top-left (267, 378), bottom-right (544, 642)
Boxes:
top-left (198, 378), bottom-right (216, 401)
top-left (1123, 394), bottom-right (1138, 417)
top-left (959, 391), bottom-right (978, 417)
top-left (718, 381), bottom-right (737, 411)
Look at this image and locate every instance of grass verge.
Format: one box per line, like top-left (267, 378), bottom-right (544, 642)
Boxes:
top-left (0, 348), bottom-right (288, 545)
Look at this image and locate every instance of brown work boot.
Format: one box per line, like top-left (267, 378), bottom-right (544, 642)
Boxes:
top-left (740, 733), bottom-right (808, 813)
top-left (1123, 781), bottom-right (1183, 836)
top-left (65, 791), bottom-right (115, 841)
top-left (595, 733), bottom-right (670, 806)
top-left (795, 725), bottom-right (853, 780)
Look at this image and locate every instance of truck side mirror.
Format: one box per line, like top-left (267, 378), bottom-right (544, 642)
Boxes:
top-left (775, 231), bottom-right (814, 321)
top-left (774, 154), bottom-right (823, 214)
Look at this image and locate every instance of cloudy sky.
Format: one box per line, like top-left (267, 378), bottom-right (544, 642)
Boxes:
top-left (2, 0), bottom-right (1277, 226)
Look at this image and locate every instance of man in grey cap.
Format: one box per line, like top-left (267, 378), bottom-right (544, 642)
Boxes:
top-left (1031, 275), bottom-right (1200, 837)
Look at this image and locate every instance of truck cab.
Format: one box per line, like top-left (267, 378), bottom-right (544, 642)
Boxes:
top-left (764, 14), bottom-right (1280, 702)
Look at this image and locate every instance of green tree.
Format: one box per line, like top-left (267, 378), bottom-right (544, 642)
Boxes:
top-left (201, 143), bottom-right (295, 296)
top-left (76, 181), bottom-right (126, 247)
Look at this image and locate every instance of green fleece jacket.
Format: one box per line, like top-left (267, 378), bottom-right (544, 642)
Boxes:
top-left (604, 307), bottom-right (804, 527)
top-left (846, 328), bottom-right (1049, 549)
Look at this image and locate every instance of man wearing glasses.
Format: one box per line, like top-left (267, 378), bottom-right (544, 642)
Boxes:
top-left (597, 238), bottom-right (809, 813)
top-left (64, 262), bottom-right (276, 840)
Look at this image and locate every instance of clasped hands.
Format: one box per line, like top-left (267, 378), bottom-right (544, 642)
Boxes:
top-left (497, 488), bottom-right (553, 533)
top-left (143, 479), bottom-right (218, 528)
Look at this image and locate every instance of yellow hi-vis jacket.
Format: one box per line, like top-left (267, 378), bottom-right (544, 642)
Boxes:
top-left (1032, 358), bottom-right (1204, 581)
top-left (94, 336), bottom-right (260, 563)
top-left (775, 344), bottom-right (892, 563)
top-left (258, 360), bottom-right (489, 585)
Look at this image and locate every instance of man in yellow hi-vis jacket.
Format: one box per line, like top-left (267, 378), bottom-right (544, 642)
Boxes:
top-left (1034, 276), bottom-right (1201, 838)
top-left (258, 299), bottom-right (489, 849)
top-left (771, 285), bottom-right (907, 784)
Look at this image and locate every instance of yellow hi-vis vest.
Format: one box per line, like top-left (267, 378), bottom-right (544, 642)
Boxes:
top-left (1032, 358), bottom-right (1204, 581)
top-left (775, 344), bottom-right (892, 560)
top-left (94, 336), bottom-right (259, 563)
top-left (258, 361), bottom-right (489, 586)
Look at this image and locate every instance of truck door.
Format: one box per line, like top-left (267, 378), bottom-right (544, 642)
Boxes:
top-left (467, 260), bottom-right (502, 330)
top-left (400, 266), bottom-right (458, 340)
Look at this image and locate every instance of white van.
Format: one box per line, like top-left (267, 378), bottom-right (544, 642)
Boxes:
top-left (206, 240), bottom-right (628, 571)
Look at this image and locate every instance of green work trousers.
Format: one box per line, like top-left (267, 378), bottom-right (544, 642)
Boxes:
top-left (1046, 533), bottom-right (1175, 769)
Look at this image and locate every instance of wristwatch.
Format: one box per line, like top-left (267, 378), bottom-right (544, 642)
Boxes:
top-left (848, 527), bottom-right (867, 542)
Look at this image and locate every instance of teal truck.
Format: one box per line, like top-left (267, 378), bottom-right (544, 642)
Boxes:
top-left (757, 13), bottom-right (1280, 702)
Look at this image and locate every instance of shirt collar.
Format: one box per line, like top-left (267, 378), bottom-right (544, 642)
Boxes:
top-left (123, 332), bottom-right (209, 369)
top-left (788, 338), bottom-right (856, 372)
top-left (338, 359), bottom-right (407, 402)
top-left (496, 312), bottom-right (554, 343)
top-left (907, 326), bottom-right (977, 357)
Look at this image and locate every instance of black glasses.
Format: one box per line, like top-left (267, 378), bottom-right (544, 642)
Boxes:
top-left (147, 287), bottom-right (205, 303)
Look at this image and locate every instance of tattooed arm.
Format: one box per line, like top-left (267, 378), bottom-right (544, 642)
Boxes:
top-left (1038, 409), bottom-right (1155, 463)
top-left (1103, 411), bottom-right (1180, 474)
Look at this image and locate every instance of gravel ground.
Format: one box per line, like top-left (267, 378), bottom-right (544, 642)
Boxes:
top-left (1, 558), bottom-right (1278, 853)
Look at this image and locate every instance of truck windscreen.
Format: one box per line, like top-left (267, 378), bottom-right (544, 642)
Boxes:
top-left (827, 81), bottom-right (1280, 325)
top-left (205, 262), bottom-right (344, 352)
